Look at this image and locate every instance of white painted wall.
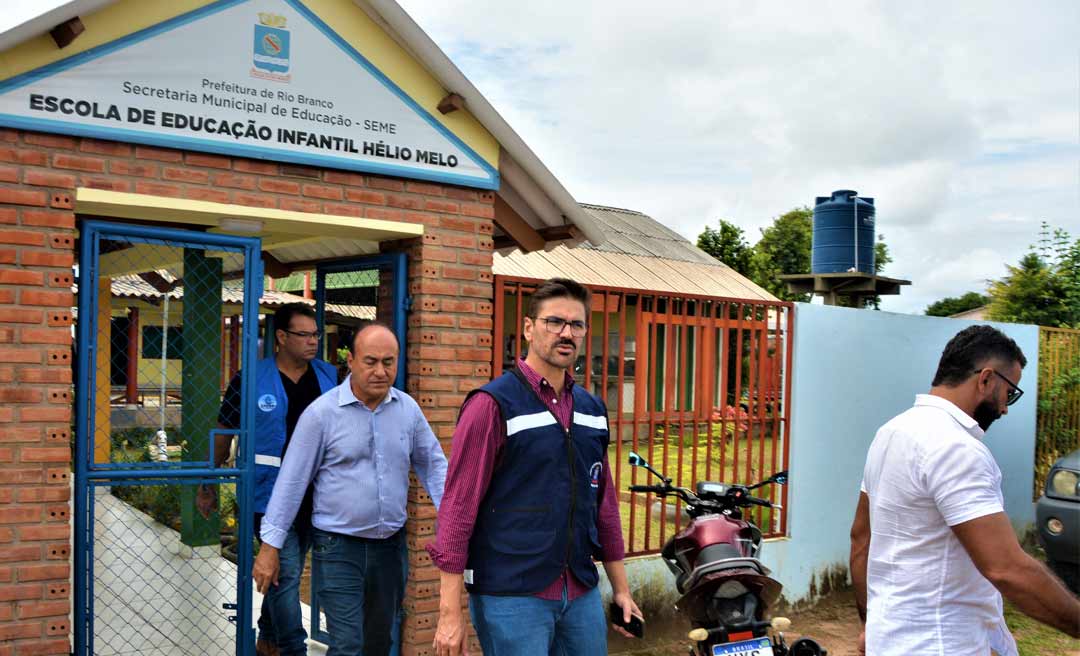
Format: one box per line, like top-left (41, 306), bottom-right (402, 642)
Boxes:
top-left (615, 304), bottom-right (1039, 608)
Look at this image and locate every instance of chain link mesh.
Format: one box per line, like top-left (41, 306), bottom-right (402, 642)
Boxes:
top-left (86, 233), bottom-right (251, 654)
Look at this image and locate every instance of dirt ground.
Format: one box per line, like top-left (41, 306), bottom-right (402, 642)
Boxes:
top-left (609, 588), bottom-right (862, 656)
top-left (609, 587), bottom-right (1080, 656)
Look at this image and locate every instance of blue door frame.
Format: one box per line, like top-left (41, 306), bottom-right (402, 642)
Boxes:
top-left (310, 251), bottom-right (410, 652)
top-left (73, 220), bottom-right (262, 655)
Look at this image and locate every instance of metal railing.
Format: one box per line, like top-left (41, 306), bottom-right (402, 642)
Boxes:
top-left (1036, 326), bottom-right (1080, 498)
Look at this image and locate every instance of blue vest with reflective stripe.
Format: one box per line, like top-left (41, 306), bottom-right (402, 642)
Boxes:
top-left (253, 357), bottom-right (338, 514)
top-left (464, 368), bottom-right (610, 595)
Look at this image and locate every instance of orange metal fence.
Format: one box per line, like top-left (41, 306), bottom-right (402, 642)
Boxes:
top-left (494, 276), bottom-right (794, 556)
top-left (1036, 326), bottom-right (1080, 498)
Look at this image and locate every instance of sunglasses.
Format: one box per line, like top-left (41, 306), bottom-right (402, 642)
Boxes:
top-left (973, 368), bottom-right (1024, 406)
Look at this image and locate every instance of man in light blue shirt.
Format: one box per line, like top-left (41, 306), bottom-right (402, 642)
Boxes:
top-left (253, 323), bottom-right (447, 656)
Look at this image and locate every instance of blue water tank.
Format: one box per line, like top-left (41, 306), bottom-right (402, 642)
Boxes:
top-left (811, 190), bottom-right (876, 274)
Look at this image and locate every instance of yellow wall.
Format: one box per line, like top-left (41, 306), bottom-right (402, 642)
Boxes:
top-left (94, 277), bottom-right (112, 463)
top-left (0, 0), bottom-right (498, 167)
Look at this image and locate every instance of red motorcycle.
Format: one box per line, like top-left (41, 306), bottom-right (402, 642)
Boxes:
top-left (627, 451), bottom-right (826, 656)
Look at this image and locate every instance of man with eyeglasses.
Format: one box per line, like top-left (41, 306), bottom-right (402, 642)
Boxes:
top-left (849, 325), bottom-right (1080, 655)
top-left (210, 302), bottom-right (338, 656)
top-left (430, 277), bottom-right (642, 656)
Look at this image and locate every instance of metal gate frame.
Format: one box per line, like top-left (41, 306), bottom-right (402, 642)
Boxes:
top-left (74, 220), bottom-right (263, 655)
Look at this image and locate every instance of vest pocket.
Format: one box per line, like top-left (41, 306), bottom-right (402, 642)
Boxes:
top-left (489, 529), bottom-right (557, 556)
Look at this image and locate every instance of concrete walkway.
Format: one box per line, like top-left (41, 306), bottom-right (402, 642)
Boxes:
top-left (89, 487), bottom-right (327, 655)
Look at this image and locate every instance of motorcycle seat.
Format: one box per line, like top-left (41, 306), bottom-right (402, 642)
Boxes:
top-left (683, 557), bottom-right (771, 592)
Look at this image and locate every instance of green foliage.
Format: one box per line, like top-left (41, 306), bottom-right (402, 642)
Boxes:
top-left (749, 207), bottom-right (814, 301)
top-left (925, 291), bottom-right (991, 317)
top-left (697, 220), bottom-right (753, 277)
top-left (987, 223), bottom-right (1080, 329)
top-left (109, 427), bottom-right (185, 530)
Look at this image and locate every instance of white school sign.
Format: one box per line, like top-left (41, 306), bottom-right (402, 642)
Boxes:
top-left (0, 0), bottom-right (498, 189)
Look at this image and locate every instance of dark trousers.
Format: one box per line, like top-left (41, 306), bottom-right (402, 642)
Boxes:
top-left (311, 527), bottom-right (406, 656)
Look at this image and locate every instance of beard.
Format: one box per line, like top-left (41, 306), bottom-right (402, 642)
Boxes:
top-left (540, 339), bottom-right (578, 368)
top-left (973, 399), bottom-right (1002, 432)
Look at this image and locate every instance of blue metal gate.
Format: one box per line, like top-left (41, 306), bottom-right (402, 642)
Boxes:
top-left (74, 221), bottom-right (262, 655)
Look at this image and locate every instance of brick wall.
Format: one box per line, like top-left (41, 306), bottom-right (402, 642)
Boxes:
top-left (0, 127), bottom-right (495, 655)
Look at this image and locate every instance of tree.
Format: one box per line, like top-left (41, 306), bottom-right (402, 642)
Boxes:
top-left (925, 292), bottom-right (990, 317)
top-left (749, 207), bottom-right (813, 301)
top-left (986, 223), bottom-right (1080, 328)
top-left (862, 236), bottom-right (894, 309)
top-left (696, 220), bottom-right (753, 277)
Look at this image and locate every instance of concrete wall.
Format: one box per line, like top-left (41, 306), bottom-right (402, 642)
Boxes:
top-left (765, 303), bottom-right (1039, 603)
top-left (614, 303), bottom-right (1039, 611)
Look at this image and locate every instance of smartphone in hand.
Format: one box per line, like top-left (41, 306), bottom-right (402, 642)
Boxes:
top-left (609, 601), bottom-right (644, 638)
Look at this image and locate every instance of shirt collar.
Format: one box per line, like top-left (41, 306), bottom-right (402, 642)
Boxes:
top-left (914, 393), bottom-right (985, 439)
top-left (337, 374), bottom-right (397, 408)
top-left (518, 358), bottom-right (574, 393)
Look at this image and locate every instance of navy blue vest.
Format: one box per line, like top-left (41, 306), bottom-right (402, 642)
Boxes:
top-left (253, 357), bottom-right (338, 514)
top-left (464, 367), bottom-right (610, 595)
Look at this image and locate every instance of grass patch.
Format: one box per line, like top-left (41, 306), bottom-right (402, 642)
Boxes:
top-left (1004, 600), bottom-right (1080, 654)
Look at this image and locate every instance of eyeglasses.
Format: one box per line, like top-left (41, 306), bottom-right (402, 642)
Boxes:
top-left (536, 316), bottom-right (588, 337)
top-left (973, 368), bottom-right (1024, 406)
top-left (283, 329), bottom-right (319, 340)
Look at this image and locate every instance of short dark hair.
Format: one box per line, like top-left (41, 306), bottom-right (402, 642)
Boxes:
top-left (527, 278), bottom-right (591, 318)
top-left (346, 321), bottom-right (395, 354)
top-left (273, 303), bottom-right (316, 332)
top-left (931, 325), bottom-right (1028, 387)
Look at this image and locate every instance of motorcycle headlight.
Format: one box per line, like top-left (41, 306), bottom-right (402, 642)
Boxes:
top-left (1049, 469), bottom-right (1080, 498)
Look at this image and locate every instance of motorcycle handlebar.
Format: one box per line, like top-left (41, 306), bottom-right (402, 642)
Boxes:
top-left (628, 484), bottom-right (669, 494)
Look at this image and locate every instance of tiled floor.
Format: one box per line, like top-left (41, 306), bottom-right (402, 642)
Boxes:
top-left (89, 488), bottom-right (327, 655)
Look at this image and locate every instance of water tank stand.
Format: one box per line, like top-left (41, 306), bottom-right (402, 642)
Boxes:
top-left (778, 272), bottom-right (911, 306)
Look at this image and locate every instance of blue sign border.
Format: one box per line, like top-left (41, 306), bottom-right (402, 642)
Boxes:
top-left (0, 0), bottom-right (500, 190)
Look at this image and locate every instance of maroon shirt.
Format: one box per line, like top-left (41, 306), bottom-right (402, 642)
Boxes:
top-left (427, 360), bottom-right (625, 600)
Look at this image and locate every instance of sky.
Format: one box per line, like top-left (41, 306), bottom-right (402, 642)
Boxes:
top-left (3, 1), bottom-right (1077, 314)
top-left (394, 0), bottom-right (1079, 314)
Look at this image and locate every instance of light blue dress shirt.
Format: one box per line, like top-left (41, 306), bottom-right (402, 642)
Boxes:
top-left (260, 377), bottom-right (447, 549)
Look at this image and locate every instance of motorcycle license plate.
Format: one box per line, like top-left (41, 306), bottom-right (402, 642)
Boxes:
top-left (711, 637), bottom-right (774, 656)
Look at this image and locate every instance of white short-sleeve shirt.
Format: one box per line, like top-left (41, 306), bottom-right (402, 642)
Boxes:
top-left (860, 394), bottom-right (1017, 656)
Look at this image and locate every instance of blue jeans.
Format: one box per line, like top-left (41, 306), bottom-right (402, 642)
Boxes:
top-left (258, 525), bottom-right (311, 655)
top-left (311, 528), bottom-right (406, 656)
top-left (469, 584), bottom-right (607, 656)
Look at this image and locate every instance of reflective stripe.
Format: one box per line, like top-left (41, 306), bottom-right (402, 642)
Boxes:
top-left (506, 410), bottom-right (558, 437)
top-left (254, 454), bottom-right (281, 467)
top-left (573, 412), bottom-right (608, 431)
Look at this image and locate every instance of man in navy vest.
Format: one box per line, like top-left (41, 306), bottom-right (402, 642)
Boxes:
top-left (210, 302), bottom-right (338, 656)
top-left (430, 278), bottom-right (642, 656)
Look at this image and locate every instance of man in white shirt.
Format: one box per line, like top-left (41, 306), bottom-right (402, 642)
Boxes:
top-left (850, 325), bottom-right (1080, 655)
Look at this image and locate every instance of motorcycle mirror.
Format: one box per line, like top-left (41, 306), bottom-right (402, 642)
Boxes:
top-left (772, 470), bottom-right (789, 485)
top-left (628, 451), bottom-right (671, 485)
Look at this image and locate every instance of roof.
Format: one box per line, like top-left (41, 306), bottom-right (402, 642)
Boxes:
top-left (577, 204), bottom-right (722, 265)
top-left (494, 204), bottom-right (778, 301)
top-left (0, 0), bottom-right (605, 249)
top-left (107, 274), bottom-right (375, 319)
top-left (949, 305), bottom-right (988, 320)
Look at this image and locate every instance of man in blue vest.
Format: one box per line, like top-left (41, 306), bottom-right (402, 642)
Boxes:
top-left (209, 302), bottom-right (338, 656)
top-left (430, 277), bottom-right (642, 656)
